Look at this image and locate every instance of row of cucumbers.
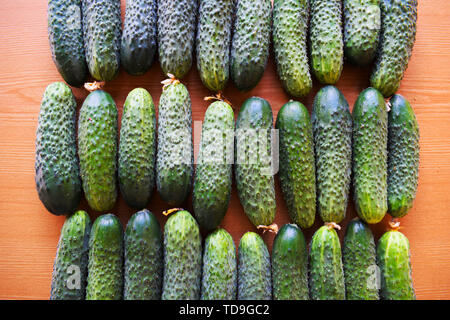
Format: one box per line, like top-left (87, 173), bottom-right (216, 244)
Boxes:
top-left (51, 209), bottom-right (414, 300)
top-left (49, 0), bottom-right (417, 97)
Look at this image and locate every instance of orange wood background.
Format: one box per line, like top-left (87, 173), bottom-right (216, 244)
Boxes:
top-left (0, 0), bottom-right (449, 300)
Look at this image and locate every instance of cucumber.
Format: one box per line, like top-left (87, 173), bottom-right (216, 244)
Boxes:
top-left (377, 228), bottom-right (415, 300)
top-left (201, 228), bottom-right (237, 300)
top-left (309, 0), bottom-right (344, 84)
top-left (124, 209), bottom-right (162, 300)
top-left (35, 82), bottom-right (81, 216)
top-left (272, 0), bottom-right (312, 97)
top-left (158, 0), bottom-right (198, 79)
top-left (193, 100), bottom-right (234, 231)
top-left (156, 81), bottom-right (194, 206)
top-left (309, 224), bottom-right (346, 300)
top-left (118, 88), bottom-right (156, 209)
top-left (238, 232), bottom-right (272, 300)
top-left (230, 0), bottom-right (272, 91)
top-left (276, 100), bottom-right (316, 229)
top-left (235, 97), bottom-right (276, 227)
top-left (196, 0), bottom-right (234, 92)
top-left (86, 214), bottom-right (123, 300)
top-left (388, 94), bottom-right (420, 218)
top-left (47, 0), bottom-right (87, 87)
top-left (78, 90), bottom-right (118, 212)
top-left (342, 218), bottom-right (379, 300)
top-left (352, 87), bottom-right (388, 224)
top-left (371, 0), bottom-right (418, 97)
top-left (121, 0), bottom-right (158, 75)
top-left (162, 210), bottom-right (202, 300)
top-left (50, 210), bottom-right (90, 300)
top-left (82, 0), bottom-right (121, 81)
top-left (272, 224), bottom-right (309, 300)
top-left (312, 86), bottom-right (352, 223)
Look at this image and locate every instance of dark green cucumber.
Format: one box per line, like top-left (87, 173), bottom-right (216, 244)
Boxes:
top-left (156, 81), bottom-right (193, 206)
top-left (343, 0), bottom-right (381, 66)
top-left (309, 224), bottom-right (346, 300)
top-left (162, 210), bottom-right (202, 300)
top-left (230, 0), bottom-right (272, 91)
top-left (201, 228), bottom-right (237, 300)
top-left (377, 229), bottom-right (415, 300)
top-left (272, 224), bottom-right (308, 300)
top-left (82, 0), bottom-right (121, 81)
top-left (235, 97), bottom-right (276, 227)
top-left (238, 232), bottom-right (272, 300)
top-left (35, 82), bottom-right (81, 216)
top-left (47, 0), bottom-right (87, 86)
top-left (371, 0), bottom-right (418, 97)
top-left (121, 0), bottom-right (157, 75)
top-left (119, 88), bottom-right (156, 209)
top-left (50, 210), bottom-right (91, 300)
top-left (276, 100), bottom-right (316, 229)
top-left (312, 86), bottom-right (352, 223)
top-left (86, 214), bottom-right (123, 300)
top-left (388, 94), bottom-right (420, 218)
top-left (78, 90), bottom-right (118, 212)
top-left (196, 0), bottom-right (234, 92)
top-left (309, 0), bottom-right (344, 84)
top-left (352, 87), bottom-right (388, 224)
top-left (124, 209), bottom-right (162, 300)
top-left (157, 0), bottom-right (198, 79)
top-left (193, 101), bottom-right (234, 231)
top-left (343, 218), bottom-right (379, 300)
top-left (272, 0), bottom-right (312, 97)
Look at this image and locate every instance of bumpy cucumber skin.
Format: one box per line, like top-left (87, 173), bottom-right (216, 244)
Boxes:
top-left (272, 224), bottom-right (309, 300)
top-left (312, 86), bottom-right (352, 223)
top-left (162, 211), bottom-right (202, 300)
top-left (235, 97), bottom-right (276, 227)
top-left (119, 88), bottom-right (156, 209)
top-left (230, 0), bottom-right (272, 91)
top-left (276, 101), bottom-right (316, 229)
top-left (343, 218), bottom-right (379, 300)
top-left (238, 232), bottom-right (272, 300)
top-left (121, 0), bottom-right (157, 75)
top-left (196, 0), bottom-right (234, 92)
top-left (387, 94), bottom-right (420, 218)
top-left (371, 0), bottom-right (417, 97)
top-left (86, 214), bottom-right (123, 300)
top-left (78, 90), bottom-right (118, 212)
top-left (35, 82), bottom-right (81, 216)
top-left (156, 82), bottom-right (193, 206)
top-left (158, 0), bottom-right (198, 79)
top-left (343, 0), bottom-right (381, 66)
top-left (50, 210), bottom-right (91, 300)
top-left (124, 209), bottom-right (162, 300)
top-left (193, 101), bottom-right (234, 231)
top-left (82, 0), bottom-right (121, 81)
top-left (201, 228), bottom-right (237, 300)
top-left (273, 0), bottom-right (312, 97)
top-left (309, 0), bottom-right (344, 84)
top-left (309, 225), bottom-right (346, 300)
top-left (47, 0), bottom-right (87, 87)
top-left (352, 87), bottom-right (388, 224)
top-left (377, 230), bottom-right (415, 300)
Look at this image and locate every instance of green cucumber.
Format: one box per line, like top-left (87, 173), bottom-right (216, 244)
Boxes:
top-left (272, 224), bottom-right (309, 300)
top-left (118, 88), bottom-right (156, 209)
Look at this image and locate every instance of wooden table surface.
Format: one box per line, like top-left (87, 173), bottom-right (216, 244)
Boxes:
top-left (0, 0), bottom-right (449, 300)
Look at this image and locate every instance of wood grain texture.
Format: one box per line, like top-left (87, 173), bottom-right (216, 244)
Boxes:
top-left (0, 0), bottom-right (449, 300)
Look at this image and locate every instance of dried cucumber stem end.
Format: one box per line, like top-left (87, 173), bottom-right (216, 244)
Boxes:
top-left (325, 222), bottom-right (341, 231)
top-left (204, 92), bottom-right (233, 108)
top-left (161, 73), bottom-right (181, 89)
top-left (84, 81), bottom-right (105, 92)
top-left (257, 223), bottom-right (279, 234)
top-left (388, 219), bottom-right (401, 231)
top-left (162, 208), bottom-right (184, 217)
